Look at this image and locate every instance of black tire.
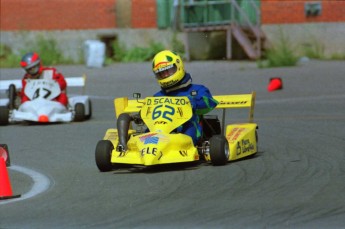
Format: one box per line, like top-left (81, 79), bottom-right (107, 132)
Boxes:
top-left (8, 84), bottom-right (16, 109)
top-left (85, 99), bottom-right (92, 120)
top-left (0, 107), bottom-right (9, 126)
top-left (74, 103), bottom-right (85, 122)
top-left (209, 135), bottom-right (229, 166)
top-left (255, 129), bottom-right (258, 153)
top-left (95, 140), bottom-right (114, 172)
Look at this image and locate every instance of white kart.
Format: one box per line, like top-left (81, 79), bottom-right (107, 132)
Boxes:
top-left (0, 77), bottom-right (92, 125)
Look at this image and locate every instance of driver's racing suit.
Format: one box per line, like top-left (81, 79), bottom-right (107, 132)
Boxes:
top-left (154, 73), bottom-right (218, 145)
top-left (21, 67), bottom-right (68, 106)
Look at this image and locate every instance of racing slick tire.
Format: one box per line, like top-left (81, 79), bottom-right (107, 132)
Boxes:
top-left (85, 99), bottom-right (92, 120)
top-left (8, 84), bottom-right (17, 110)
top-left (74, 103), bottom-right (85, 122)
top-left (0, 107), bottom-right (9, 126)
top-left (209, 135), bottom-right (229, 166)
top-left (95, 140), bottom-right (114, 172)
top-left (255, 129), bottom-right (258, 153)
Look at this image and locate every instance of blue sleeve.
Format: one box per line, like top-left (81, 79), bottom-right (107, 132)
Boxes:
top-left (189, 85), bottom-right (218, 115)
top-left (154, 90), bottom-right (164, 97)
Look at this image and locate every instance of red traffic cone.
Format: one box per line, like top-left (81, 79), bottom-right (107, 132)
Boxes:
top-left (0, 157), bottom-right (21, 200)
top-left (267, 77), bottom-right (283, 92)
top-left (0, 144), bottom-right (11, 166)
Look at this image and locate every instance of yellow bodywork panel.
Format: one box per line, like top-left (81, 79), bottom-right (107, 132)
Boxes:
top-left (202, 123), bottom-right (257, 162)
top-left (213, 92), bottom-right (256, 123)
top-left (225, 123), bottom-right (257, 161)
top-left (110, 132), bottom-right (199, 166)
top-left (140, 97), bottom-right (192, 133)
top-left (114, 97), bottom-right (143, 118)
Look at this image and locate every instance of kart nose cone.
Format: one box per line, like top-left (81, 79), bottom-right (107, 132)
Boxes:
top-left (38, 115), bottom-right (49, 123)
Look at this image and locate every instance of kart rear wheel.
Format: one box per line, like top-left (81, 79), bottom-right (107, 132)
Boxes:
top-left (85, 99), bottom-right (92, 120)
top-left (0, 107), bottom-right (9, 126)
top-left (74, 103), bottom-right (85, 122)
top-left (209, 135), bottom-right (229, 166)
top-left (255, 129), bottom-right (258, 154)
top-left (95, 140), bottom-right (114, 172)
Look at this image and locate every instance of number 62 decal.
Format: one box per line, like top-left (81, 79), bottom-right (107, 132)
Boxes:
top-left (152, 105), bottom-right (175, 121)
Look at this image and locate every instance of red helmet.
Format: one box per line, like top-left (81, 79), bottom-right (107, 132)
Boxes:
top-left (20, 52), bottom-right (42, 76)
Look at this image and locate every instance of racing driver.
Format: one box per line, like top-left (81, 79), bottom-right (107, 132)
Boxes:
top-left (152, 50), bottom-right (218, 145)
top-left (117, 50), bottom-right (218, 151)
top-left (19, 52), bottom-right (68, 106)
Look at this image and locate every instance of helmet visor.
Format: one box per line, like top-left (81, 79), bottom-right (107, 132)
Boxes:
top-left (26, 65), bottom-right (40, 75)
top-left (154, 64), bottom-right (177, 80)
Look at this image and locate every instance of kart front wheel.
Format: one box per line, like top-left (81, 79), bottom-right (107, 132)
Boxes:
top-left (0, 107), bottom-right (9, 126)
top-left (209, 135), bottom-right (229, 166)
top-left (95, 140), bottom-right (114, 172)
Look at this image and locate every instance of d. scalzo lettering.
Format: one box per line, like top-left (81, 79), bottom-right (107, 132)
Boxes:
top-left (149, 98), bottom-right (187, 105)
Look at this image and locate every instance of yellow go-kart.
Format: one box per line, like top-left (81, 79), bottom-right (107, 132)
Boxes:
top-left (95, 92), bottom-right (258, 172)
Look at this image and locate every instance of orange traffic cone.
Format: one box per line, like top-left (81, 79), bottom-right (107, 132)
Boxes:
top-left (0, 144), bottom-right (11, 166)
top-left (267, 77), bottom-right (283, 92)
top-left (0, 157), bottom-right (21, 200)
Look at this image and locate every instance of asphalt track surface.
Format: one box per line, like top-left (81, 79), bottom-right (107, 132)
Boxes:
top-left (0, 60), bottom-right (344, 229)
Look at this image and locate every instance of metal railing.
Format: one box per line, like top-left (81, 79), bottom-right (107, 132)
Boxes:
top-left (230, 0), bottom-right (262, 57)
top-left (178, 0), bottom-right (262, 58)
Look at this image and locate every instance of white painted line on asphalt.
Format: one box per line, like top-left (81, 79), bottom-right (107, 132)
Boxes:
top-left (89, 95), bottom-right (115, 100)
top-left (0, 165), bottom-right (51, 205)
top-left (256, 94), bottom-right (345, 104)
top-left (68, 94), bottom-right (115, 100)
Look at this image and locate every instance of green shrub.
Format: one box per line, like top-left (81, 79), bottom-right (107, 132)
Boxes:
top-left (171, 33), bottom-right (185, 55)
top-left (112, 41), bottom-right (164, 62)
top-left (258, 29), bottom-right (299, 68)
top-left (302, 39), bottom-right (345, 60)
top-left (31, 36), bottom-right (72, 65)
top-left (329, 52), bottom-right (345, 60)
top-left (1, 35), bottom-right (75, 68)
top-left (302, 39), bottom-right (325, 59)
top-left (0, 44), bottom-right (21, 68)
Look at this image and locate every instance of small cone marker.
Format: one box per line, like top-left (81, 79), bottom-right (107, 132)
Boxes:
top-left (268, 77), bottom-right (283, 92)
top-left (0, 157), bottom-right (21, 200)
top-left (0, 144), bottom-right (10, 166)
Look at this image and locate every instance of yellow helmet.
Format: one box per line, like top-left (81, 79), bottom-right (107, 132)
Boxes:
top-left (152, 50), bottom-right (185, 89)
